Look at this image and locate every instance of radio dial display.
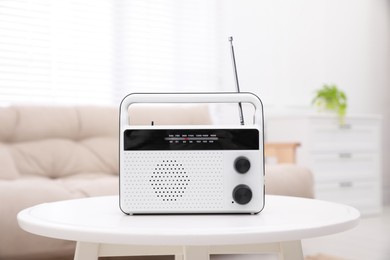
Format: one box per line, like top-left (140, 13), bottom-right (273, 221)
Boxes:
top-left (124, 129), bottom-right (259, 151)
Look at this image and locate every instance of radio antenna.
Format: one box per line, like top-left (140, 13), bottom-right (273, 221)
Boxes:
top-left (229, 36), bottom-right (245, 125)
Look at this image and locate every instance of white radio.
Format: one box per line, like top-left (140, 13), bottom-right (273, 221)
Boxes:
top-left (119, 92), bottom-right (265, 215)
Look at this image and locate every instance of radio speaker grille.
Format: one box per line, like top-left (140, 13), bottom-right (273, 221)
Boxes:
top-left (121, 151), bottom-right (224, 211)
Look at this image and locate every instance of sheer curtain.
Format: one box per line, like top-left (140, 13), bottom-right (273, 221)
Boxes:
top-left (0, 0), bottom-right (222, 105)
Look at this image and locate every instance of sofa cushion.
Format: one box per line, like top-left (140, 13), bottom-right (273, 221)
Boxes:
top-left (128, 104), bottom-right (212, 125)
top-left (60, 173), bottom-right (119, 197)
top-left (0, 106), bottom-right (119, 179)
top-left (8, 137), bottom-right (118, 178)
top-left (0, 144), bottom-right (20, 180)
top-left (0, 106), bottom-right (80, 143)
top-left (76, 106), bottom-right (119, 139)
top-left (0, 106), bottom-right (118, 143)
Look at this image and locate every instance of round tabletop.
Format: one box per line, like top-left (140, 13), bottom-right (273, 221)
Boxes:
top-left (17, 195), bottom-right (360, 246)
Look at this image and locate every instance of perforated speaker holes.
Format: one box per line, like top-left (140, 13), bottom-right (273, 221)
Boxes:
top-left (149, 160), bottom-right (190, 202)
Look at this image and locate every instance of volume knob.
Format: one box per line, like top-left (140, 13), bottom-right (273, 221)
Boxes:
top-left (234, 157), bottom-right (251, 174)
top-left (232, 184), bottom-right (252, 205)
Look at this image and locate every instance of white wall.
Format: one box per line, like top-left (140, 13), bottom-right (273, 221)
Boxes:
top-left (218, 0), bottom-right (390, 204)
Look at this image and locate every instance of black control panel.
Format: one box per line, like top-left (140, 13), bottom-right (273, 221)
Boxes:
top-left (124, 129), bottom-right (259, 151)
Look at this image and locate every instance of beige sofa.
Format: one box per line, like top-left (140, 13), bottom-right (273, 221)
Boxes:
top-left (0, 105), bottom-right (313, 260)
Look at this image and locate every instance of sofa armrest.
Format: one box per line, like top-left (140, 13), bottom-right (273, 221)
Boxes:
top-left (265, 164), bottom-right (314, 199)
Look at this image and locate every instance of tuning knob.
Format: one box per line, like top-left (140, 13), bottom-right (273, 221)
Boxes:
top-left (232, 184), bottom-right (252, 205)
top-left (234, 156), bottom-right (251, 174)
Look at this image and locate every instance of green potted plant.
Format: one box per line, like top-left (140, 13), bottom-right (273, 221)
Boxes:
top-left (312, 84), bottom-right (347, 124)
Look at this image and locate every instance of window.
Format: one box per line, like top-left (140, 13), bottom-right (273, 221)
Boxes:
top-left (0, 0), bottom-right (222, 105)
top-left (114, 0), bottom-right (221, 99)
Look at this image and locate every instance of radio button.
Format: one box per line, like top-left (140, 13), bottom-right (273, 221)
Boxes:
top-left (234, 157), bottom-right (251, 174)
top-left (233, 184), bottom-right (252, 205)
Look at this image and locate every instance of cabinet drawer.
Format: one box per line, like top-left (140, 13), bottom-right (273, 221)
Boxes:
top-left (310, 152), bottom-right (379, 182)
top-left (315, 181), bottom-right (382, 215)
top-left (310, 123), bottom-right (379, 151)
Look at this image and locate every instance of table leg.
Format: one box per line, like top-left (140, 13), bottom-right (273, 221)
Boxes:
top-left (183, 246), bottom-right (209, 260)
top-left (74, 242), bottom-right (99, 260)
top-left (279, 240), bottom-right (304, 260)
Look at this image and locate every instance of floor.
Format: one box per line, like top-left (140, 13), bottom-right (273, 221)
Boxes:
top-left (302, 205), bottom-right (390, 260)
top-left (212, 206), bottom-right (390, 260)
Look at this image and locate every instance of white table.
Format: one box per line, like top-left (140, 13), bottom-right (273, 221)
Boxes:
top-left (17, 195), bottom-right (359, 260)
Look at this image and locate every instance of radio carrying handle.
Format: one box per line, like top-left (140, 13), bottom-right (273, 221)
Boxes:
top-left (119, 92), bottom-right (264, 127)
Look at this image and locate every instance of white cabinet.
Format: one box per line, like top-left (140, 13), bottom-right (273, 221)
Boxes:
top-left (266, 114), bottom-right (382, 215)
